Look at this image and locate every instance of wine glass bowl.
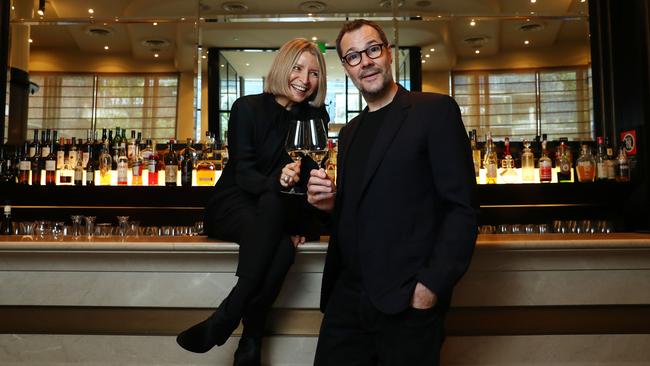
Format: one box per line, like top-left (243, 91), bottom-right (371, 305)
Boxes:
top-left (305, 118), bottom-right (329, 167)
top-left (283, 118), bottom-right (327, 195)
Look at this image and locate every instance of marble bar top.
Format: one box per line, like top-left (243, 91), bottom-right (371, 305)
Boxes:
top-left (1, 233), bottom-right (650, 252)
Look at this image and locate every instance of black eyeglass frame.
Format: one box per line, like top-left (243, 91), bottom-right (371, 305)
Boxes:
top-left (341, 44), bottom-right (387, 66)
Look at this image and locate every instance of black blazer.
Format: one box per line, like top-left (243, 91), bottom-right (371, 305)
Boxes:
top-left (321, 86), bottom-right (478, 314)
top-left (205, 93), bottom-right (329, 228)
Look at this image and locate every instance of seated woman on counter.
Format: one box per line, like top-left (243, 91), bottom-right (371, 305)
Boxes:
top-left (176, 38), bottom-right (329, 366)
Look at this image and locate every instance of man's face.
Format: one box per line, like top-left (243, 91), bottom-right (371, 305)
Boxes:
top-left (339, 25), bottom-right (393, 100)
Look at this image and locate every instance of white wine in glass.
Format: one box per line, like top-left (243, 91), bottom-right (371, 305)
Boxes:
top-left (284, 120), bottom-right (308, 194)
top-left (305, 118), bottom-right (329, 167)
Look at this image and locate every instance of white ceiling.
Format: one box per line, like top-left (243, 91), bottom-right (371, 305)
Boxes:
top-left (13, 0), bottom-right (591, 77)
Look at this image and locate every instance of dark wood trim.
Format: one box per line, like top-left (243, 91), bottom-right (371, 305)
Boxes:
top-left (2, 305), bottom-right (649, 336)
top-left (0, 0), bottom-right (9, 143)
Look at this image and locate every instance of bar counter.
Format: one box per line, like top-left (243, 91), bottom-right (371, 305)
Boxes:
top-left (1, 233), bottom-right (650, 365)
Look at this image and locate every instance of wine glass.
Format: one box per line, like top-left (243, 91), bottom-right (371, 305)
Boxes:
top-left (284, 119), bottom-right (308, 195)
top-left (305, 118), bottom-right (329, 168)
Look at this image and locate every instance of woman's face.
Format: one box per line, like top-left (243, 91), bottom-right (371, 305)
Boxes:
top-left (286, 51), bottom-right (320, 104)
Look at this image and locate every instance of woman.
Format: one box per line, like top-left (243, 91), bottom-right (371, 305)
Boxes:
top-left (176, 38), bottom-right (328, 365)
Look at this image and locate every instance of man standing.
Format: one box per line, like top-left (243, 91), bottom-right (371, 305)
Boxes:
top-left (306, 19), bottom-right (478, 365)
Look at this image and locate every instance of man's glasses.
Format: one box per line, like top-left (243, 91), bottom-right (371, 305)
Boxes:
top-left (341, 44), bottom-right (385, 66)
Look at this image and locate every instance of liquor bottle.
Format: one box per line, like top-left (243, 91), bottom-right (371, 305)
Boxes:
top-left (45, 149), bottom-right (57, 185)
top-left (147, 148), bottom-right (159, 186)
top-left (116, 145), bottom-right (129, 186)
top-left (120, 128), bottom-right (128, 151)
top-left (164, 140), bottom-right (178, 186)
top-left (221, 131), bottom-right (229, 168)
top-left (605, 138), bottom-right (617, 180)
top-left (556, 141), bottom-right (573, 182)
top-left (470, 130), bottom-right (481, 182)
top-left (539, 140), bottom-right (553, 183)
top-left (325, 139), bottom-right (337, 182)
top-left (28, 129), bottom-right (39, 158)
top-left (99, 142), bottom-right (113, 186)
top-left (69, 137), bottom-right (78, 170)
top-left (595, 137), bottom-right (608, 181)
top-left (85, 144), bottom-right (96, 186)
top-left (18, 142), bottom-right (31, 185)
top-left (56, 137), bottom-right (66, 170)
top-left (31, 144), bottom-right (42, 186)
top-left (616, 144), bottom-right (630, 182)
top-left (0, 145), bottom-right (12, 183)
top-left (52, 130), bottom-right (59, 157)
top-left (101, 128), bottom-right (108, 145)
top-left (127, 130), bottom-right (137, 165)
top-left (74, 153), bottom-right (84, 186)
top-left (500, 137), bottom-right (518, 184)
top-left (1, 202), bottom-right (12, 235)
top-left (576, 144), bottom-right (596, 183)
top-left (130, 135), bottom-right (142, 186)
top-left (140, 139), bottom-right (154, 161)
top-left (81, 130), bottom-right (91, 168)
top-left (41, 129), bottom-right (51, 158)
top-left (196, 138), bottom-right (216, 187)
top-left (180, 138), bottom-right (195, 187)
top-left (521, 139), bottom-right (535, 183)
top-left (483, 132), bottom-right (498, 184)
top-left (108, 129), bottom-right (114, 148)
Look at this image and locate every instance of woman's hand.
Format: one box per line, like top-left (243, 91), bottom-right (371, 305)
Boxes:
top-left (280, 161), bottom-right (301, 188)
top-left (290, 235), bottom-right (306, 248)
top-left (307, 168), bottom-right (336, 212)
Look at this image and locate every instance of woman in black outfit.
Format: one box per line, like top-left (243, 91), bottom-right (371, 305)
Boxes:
top-left (176, 38), bottom-right (329, 365)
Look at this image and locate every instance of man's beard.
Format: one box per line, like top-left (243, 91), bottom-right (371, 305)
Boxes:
top-left (354, 68), bottom-right (393, 102)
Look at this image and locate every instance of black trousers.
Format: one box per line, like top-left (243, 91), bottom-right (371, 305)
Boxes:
top-left (205, 189), bottom-right (315, 338)
top-left (314, 274), bottom-right (446, 366)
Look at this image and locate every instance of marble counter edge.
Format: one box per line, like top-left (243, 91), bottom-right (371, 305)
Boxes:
top-left (1, 234), bottom-right (650, 252)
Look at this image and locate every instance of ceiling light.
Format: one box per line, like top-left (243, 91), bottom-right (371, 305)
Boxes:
top-left (299, 1), bottom-right (327, 13)
top-left (37, 9), bottom-right (44, 16)
top-left (104, 45), bottom-right (109, 50)
top-left (421, 60), bottom-right (426, 63)
top-left (153, 22), bottom-right (158, 26)
top-left (470, 19), bottom-right (476, 26)
top-left (475, 49), bottom-right (481, 54)
top-left (425, 54), bottom-right (430, 58)
top-left (28, 38), bottom-right (33, 43)
top-left (154, 53), bottom-right (159, 58)
top-left (37, 0), bottom-right (45, 16)
top-left (524, 40), bottom-right (530, 45)
top-left (312, 36), bottom-right (318, 41)
top-left (88, 8), bottom-right (94, 14)
top-left (181, 17), bottom-right (185, 21)
top-left (245, 63), bottom-right (250, 66)
top-left (430, 48), bottom-right (435, 52)
top-left (202, 55), bottom-right (207, 59)
top-left (581, 0), bottom-right (586, 2)
top-left (530, 0), bottom-right (536, 3)
top-left (220, 64), bottom-right (225, 68)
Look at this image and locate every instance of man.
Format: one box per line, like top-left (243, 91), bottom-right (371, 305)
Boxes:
top-left (305, 19), bottom-right (478, 365)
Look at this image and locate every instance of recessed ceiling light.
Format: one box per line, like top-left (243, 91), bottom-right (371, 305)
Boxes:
top-left (475, 49), bottom-right (481, 54)
top-left (181, 17), bottom-right (185, 21)
top-left (524, 40), bottom-right (530, 45)
top-left (202, 55), bottom-right (207, 59)
top-left (312, 36), bottom-right (318, 41)
top-left (581, 0), bottom-right (586, 2)
top-left (153, 22), bottom-right (158, 26)
top-left (530, 11), bottom-right (535, 14)
top-left (88, 8), bottom-right (94, 14)
top-left (37, 9), bottom-right (44, 16)
top-left (530, 0), bottom-right (536, 3)
top-left (104, 45), bottom-right (109, 50)
top-left (154, 53), bottom-right (159, 58)
top-left (470, 19), bottom-right (476, 26)
top-left (425, 54), bottom-right (430, 58)
top-left (28, 38), bottom-right (33, 43)
top-left (430, 48), bottom-right (435, 52)
top-left (245, 63), bottom-right (250, 66)
top-left (220, 64), bottom-right (225, 68)
top-left (421, 60), bottom-right (426, 63)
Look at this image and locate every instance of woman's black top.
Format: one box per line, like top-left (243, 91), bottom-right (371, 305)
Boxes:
top-left (209, 92), bottom-right (329, 204)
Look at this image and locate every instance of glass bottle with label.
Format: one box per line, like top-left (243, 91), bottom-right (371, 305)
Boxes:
top-left (85, 144), bottom-right (96, 186)
top-left (116, 145), bottom-right (129, 186)
top-left (147, 140), bottom-right (159, 186)
top-left (576, 144), bottom-right (596, 183)
top-left (28, 129), bottom-right (39, 158)
top-left (538, 140), bottom-right (553, 183)
top-left (605, 138), bottom-right (617, 180)
top-left (164, 140), bottom-right (178, 186)
top-left (595, 137), bottom-right (608, 181)
top-left (18, 142), bottom-right (31, 185)
top-left (470, 130), bottom-right (481, 182)
top-left (556, 141), bottom-right (573, 183)
top-left (195, 145), bottom-right (216, 187)
top-left (1, 203), bottom-right (12, 235)
top-left (521, 139), bottom-right (535, 183)
top-left (44, 139), bottom-right (57, 185)
top-left (180, 138), bottom-right (195, 187)
top-left (99, 142), bottom-right (113, 186)
top-left (500, 137), bottom-right (518, 184)
top-left (616, 145), bottom-right (630, 182)
top-left (483, 132), bottom-right (498, 184)
top-left (41, 130), bottom-right (51, 158)
top-left (31, 144), bottom-right (42, 186)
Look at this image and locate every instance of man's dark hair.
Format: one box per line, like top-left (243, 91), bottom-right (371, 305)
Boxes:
top-left (335, 19), bottom-right (390, 59)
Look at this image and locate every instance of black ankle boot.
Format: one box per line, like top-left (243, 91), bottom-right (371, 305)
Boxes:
top-left (233, 335), bottom-right (262, 366)
top-left (176, 311), bottom-right (240, 353)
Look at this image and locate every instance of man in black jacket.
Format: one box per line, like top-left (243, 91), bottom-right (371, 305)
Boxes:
top-left (306, 19), bottom-right (478, 365)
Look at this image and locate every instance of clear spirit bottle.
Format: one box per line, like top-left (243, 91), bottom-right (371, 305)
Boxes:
top-left (521, 139), bottom-right (535, 183)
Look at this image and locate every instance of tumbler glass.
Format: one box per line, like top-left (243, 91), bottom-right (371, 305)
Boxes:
top-left (117, 216), bottom-right (129, 237)
top-left (84, 216), bottom-right (96, 238)
top-left (70, 215), bottom-right (84, 238)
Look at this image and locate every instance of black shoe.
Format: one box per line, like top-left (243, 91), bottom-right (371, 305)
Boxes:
top-left (233, 336), bottom-right (262, 366)
top-left (176, 312), bottom-right (240, 353)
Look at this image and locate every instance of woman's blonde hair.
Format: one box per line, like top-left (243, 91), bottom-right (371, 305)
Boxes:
top-left (264, 38), bottom-right (327, 107)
